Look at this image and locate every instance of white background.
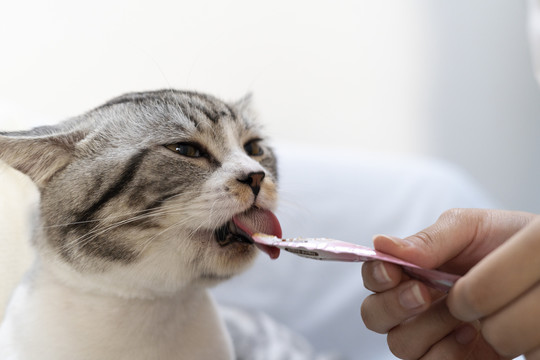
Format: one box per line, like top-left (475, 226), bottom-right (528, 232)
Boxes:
top-left (1, 0), bottom-right (539, 212)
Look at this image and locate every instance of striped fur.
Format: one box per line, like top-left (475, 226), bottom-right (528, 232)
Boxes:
top-left (0, 90), bottom-right (278, 359)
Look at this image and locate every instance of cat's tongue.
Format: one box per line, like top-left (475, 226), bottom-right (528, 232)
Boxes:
top-left (232, 209), bottom-right (282, 260)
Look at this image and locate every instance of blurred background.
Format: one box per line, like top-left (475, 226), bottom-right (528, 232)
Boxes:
top-left (0, 0), bottom-right (539, 210)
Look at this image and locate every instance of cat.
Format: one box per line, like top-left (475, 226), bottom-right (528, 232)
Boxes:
top-left (0, 90), bottom-right (282, 359)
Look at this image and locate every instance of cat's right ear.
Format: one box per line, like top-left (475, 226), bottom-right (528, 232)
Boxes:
top-left (0, 128), bottom-right (86, 189)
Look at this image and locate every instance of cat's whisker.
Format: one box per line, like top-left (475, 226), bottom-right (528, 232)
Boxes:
top-left (136, 220), bottom-right (189, 254)
top-left (61, 206), bottom-right (189, 255)
top-left (43, 208), bottom-right (162, 229)
top-left (41, 195), bottom-right (207, 229)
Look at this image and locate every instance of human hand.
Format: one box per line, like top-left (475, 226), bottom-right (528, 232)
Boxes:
top-left (361, 209), bottom-right (540, 359)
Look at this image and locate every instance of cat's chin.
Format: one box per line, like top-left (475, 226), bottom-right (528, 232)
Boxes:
top-left (194, 239), bottom-right (259, 286)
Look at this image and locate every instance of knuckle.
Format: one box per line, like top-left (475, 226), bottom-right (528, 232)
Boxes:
top-left (438, 208), bottom-right (463, 221)
top-left (438, 208), bottom-right (480, 227)
top-left (415, 210), bottom-right (471, 248)
top-left (409, 208), bottom-right (486, 267)
top-left (413, 230), bottom-right (436, 248)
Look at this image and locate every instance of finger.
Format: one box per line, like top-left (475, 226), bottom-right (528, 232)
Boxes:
top-left (361, 280), bottom-right (431, 334)
top-left (362, 261), bottom-right (402, 292)
top-left (526, 345), bottom-right (540, 360)
top-left (386, 297), bottom-right (462, 359)
top-left (420, 324), bottom-right (504, 360)
top-left (373, 209), bottom-right (535, 271)
top-left (418, 324), bottom-right (478, 360)
top-left (479, 281), bottom-right (540, 358)
top-left (448, 216), bottom-right (540, 322)
top-left (362, 261), bottom-right (440, 299)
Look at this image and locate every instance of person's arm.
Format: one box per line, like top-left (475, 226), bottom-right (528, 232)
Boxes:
top-left (361, 209), bottom-right (540, 359)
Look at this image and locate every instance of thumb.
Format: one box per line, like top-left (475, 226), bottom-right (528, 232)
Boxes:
top-left (373, 209), bottom-right (484, 269)
top-left (372, 234), bottom-right (442, 269)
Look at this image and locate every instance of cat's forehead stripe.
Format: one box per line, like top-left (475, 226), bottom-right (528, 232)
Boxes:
top-left (98, 90), bottom-right (238, 128)
top-left (185, 95), bottom-right (237, 126)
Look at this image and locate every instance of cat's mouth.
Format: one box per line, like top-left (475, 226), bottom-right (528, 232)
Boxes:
top-left (214, 208), bottom-right (282, 259)
top-left (214, 221), bottom-right (253, 246)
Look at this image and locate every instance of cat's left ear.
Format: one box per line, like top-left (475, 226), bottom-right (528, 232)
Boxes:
top-left (235, 92), bottom-right (253, 106)
top-left (232, 93), bottom-right (255, 118)
top-left (233, 92), bottom-right (253, 114)
top-left (234, 91), bottom-right (253, 106)
top-left (0, 127), bottom-right (86, 189)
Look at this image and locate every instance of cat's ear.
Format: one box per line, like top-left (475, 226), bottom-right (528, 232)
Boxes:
top-left (233, 92), bottom-right (256, 120)
top-left (234, 92), bottom-right (253, 112)
top-left (0, 127), bottom-right (86, 188)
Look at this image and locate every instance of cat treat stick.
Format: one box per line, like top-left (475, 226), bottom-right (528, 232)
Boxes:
top-left (253, 234), bottom-right (460, 293)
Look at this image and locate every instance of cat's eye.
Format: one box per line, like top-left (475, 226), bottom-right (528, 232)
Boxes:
top-left (244, 139), bottom-right (264, 156)
top-left (165, 143), bottom-right (206, 158)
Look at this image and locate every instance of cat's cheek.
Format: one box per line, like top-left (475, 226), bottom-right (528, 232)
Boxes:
top-left (227, 186), bottom-right (254, 208)
top-left (256, 181), bottom-right (279, 209)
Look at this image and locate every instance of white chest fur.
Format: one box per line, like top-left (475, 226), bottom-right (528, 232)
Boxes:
top-left (0, 265), bottom-right (233, 360)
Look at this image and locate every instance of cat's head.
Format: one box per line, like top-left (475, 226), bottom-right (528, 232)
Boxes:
top-left (0, 90), bottom-right (280, 297)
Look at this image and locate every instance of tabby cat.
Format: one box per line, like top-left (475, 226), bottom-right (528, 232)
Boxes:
top-left (0, 90), bottom-right (282, 359)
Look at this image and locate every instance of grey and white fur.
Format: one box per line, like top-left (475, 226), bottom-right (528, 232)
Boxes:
top-left (0, 90), bottom-right (279, 359)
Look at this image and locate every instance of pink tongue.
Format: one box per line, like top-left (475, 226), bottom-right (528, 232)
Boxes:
top-left (232, 209), bottom-right (282, 260)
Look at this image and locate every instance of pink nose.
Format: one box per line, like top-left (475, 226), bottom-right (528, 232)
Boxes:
top-left (237, 171), bottom-right (265, 196)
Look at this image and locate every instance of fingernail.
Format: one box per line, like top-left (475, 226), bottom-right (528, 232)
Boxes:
top-left (372, 261), bottom-right (392, 284)
top-left (398, 283), bottom-right (426, 310)
top-left (373, 234), bottom-right (409, 248)
top-left (454, 324), bottom-right (478, 345)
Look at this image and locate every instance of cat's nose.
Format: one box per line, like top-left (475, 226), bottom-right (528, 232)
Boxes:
top-left (237, 171), bottom-right (265, 196)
